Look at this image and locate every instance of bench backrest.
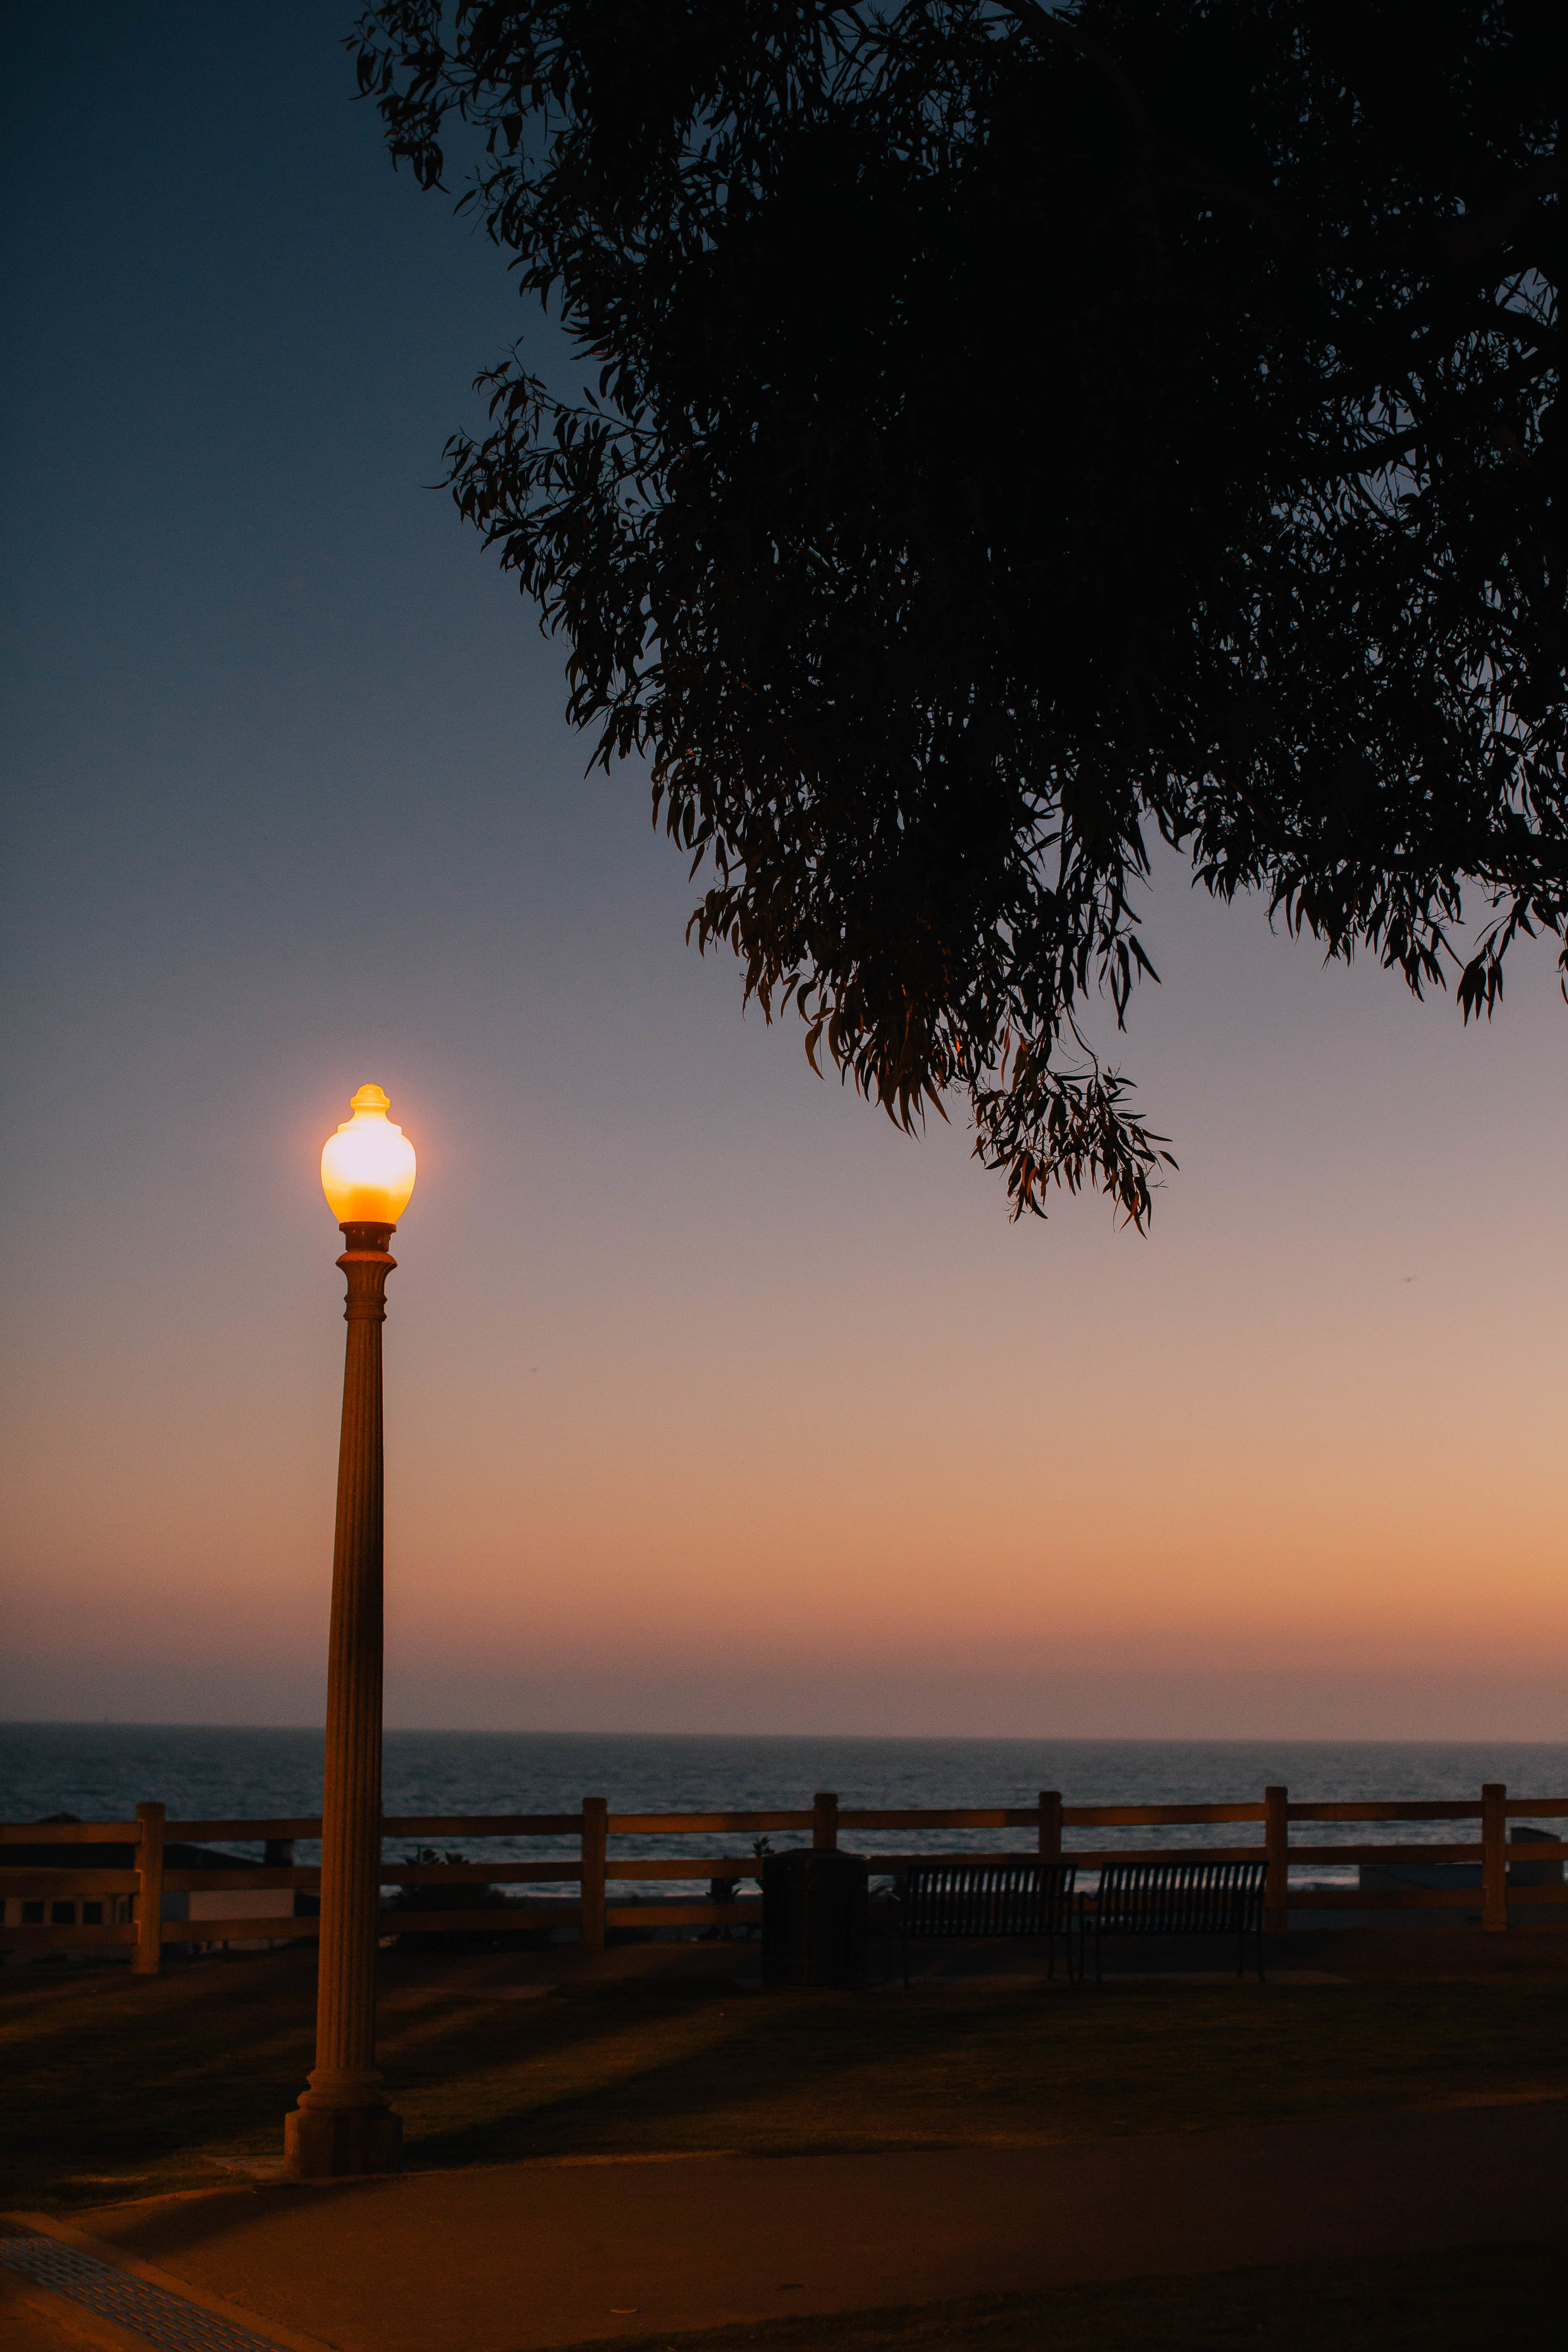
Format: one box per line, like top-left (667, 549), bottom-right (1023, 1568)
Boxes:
top-left (901, 1862), bottom-right (1076, 1937)
top-left (1095, 1859), bottom-right (1267, 1935)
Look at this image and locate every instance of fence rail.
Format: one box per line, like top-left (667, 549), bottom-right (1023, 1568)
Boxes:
top-left (3, 1781), bottom-right (1564, 1971)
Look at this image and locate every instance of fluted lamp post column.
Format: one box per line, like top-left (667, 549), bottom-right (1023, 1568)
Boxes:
top-left (283, 1082), bottom-right (416, 2180)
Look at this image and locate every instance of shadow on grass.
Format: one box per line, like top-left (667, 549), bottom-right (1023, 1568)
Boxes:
top-left (6, 1949), bottom-right (1568, 2213)
top-left (0, 1953), bottom-right (320, 2208)
top-left (393, 1978), bottom-right (1000, 2171)
top-left (389, 1969), bottom-right (1568, 2178)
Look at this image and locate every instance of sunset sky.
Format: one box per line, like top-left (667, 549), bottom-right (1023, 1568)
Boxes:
top-left (4, 6), bottom-right (1564, 1742)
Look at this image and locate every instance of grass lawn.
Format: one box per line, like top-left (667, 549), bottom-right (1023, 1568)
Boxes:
top-left (3, 1943), bottom-right (1565, 2212)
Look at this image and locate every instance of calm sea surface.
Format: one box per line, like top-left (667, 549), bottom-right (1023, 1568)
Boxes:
top-left (4, 1723), bottom-right (1565, 1892)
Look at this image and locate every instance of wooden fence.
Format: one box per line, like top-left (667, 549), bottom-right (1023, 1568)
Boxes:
top-left (3, 1782), bottom-right (1564, 1974)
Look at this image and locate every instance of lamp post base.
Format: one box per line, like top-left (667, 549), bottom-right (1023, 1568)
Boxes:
top-left (283, 2100), bottom-right (403, 2180)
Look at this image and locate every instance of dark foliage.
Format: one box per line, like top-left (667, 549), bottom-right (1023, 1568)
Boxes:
top-left (351, 1), bottom-right (1562, 1219)
top-left (388, 1845), bottom-right (530, 1947)
top-left (388, 1845), bottom-right (510, 1910)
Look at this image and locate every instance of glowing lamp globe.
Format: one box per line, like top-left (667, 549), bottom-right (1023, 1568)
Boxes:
top-left (320, 1084), bottom-right (417, 1227)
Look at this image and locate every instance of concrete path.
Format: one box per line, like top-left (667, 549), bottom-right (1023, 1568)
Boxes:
top-left (13, 2097), bottom-right (1564, 2352)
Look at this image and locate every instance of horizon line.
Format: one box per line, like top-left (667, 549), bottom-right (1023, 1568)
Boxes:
top-left (3, 1720), bottom-right (1565, 1749)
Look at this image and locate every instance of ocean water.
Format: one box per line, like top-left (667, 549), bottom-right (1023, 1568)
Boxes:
top-left (4, 1722), bottom-right (1564, 1894)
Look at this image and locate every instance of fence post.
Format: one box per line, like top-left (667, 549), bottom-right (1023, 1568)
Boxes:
top-left (132, 1801), bottom-right (165, 1976)
top-left (1264, 1785), bottom-right (1289, 1939)
top-left (580, 1796), bottom-right (607, 1952)
top-left (1038, 1791), bottom-right (1063, 1861)
top-left (812, 1792), bottom-right (839, 1850)
top-left (1481, 1783), bottom-right (1507, 1934)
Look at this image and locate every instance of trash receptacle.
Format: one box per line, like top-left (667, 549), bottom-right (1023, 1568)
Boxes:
top-left (761, 1848), bottom-right (868, 1988)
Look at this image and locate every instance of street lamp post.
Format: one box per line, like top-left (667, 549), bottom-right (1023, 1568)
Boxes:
top-left (283, 1083), bottom-right (416, 2180)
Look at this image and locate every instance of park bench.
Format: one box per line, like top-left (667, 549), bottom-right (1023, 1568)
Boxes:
top-left (891, 1860), bottom-right (1078, 1984)
top-left (1084, 1859), bottom-right (1268, 1983)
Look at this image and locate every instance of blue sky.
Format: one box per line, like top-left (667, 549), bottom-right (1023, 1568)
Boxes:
top-left (3, 4), bottom-right (1564, 1740)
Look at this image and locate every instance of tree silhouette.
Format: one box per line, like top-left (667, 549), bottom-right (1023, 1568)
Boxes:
top-left (352, 1), bottom-right (1562, 1220)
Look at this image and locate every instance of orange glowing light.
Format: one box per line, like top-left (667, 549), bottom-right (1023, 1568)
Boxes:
top-left (320, 1083), bottom-right (417, 1226)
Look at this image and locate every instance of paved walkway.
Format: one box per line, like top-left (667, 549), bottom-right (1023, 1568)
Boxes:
top-left (9, 2097), bottom-right (1565, 2352)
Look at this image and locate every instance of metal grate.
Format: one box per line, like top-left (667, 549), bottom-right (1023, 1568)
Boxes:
top-left (1, 2234), bottom-right (288, 2352)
